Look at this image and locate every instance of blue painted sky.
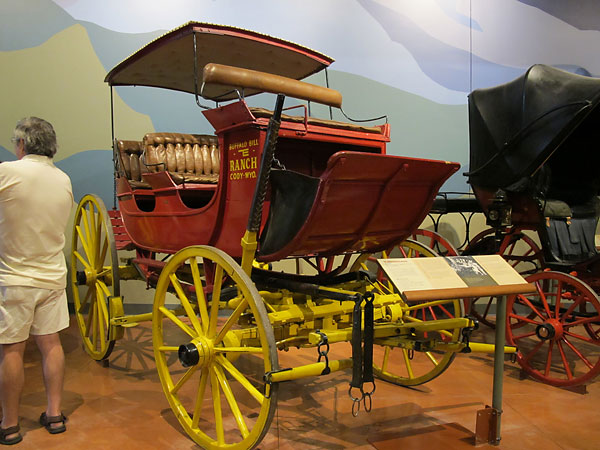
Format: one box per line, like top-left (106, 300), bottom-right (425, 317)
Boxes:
top-left (519, 0), bottom-right (600, 31)
top-left (5, 0), bottom-right (600, 197)
top-left (48, 0), bottom-right (600, 105)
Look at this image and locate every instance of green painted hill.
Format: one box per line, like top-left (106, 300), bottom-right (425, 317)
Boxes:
top-left (0, 24), bottom-right (154, 161)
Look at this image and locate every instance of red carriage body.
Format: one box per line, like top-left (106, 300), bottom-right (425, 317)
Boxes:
top-left (108, 22), bottom-right (459, 262)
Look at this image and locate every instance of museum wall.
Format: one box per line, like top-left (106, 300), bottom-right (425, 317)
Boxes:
top-left (1, 0), bottom-right (599, 302)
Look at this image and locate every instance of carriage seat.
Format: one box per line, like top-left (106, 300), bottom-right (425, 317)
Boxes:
top-left (541, 197), bottom-right (600, 264)
top-left (117, 134), bottom-right (220, 189)
top-left (116, 140), bottom-right (150, 189)
top-left (143, 133), bottom-right (220, 184)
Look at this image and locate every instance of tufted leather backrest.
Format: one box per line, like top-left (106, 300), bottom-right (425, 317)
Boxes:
top-left (116, 133), bottom-right (220, 188)
top-left (142, 133), bottom-right (219, 182)
top-left (117, 140), bottom-right (146, 182)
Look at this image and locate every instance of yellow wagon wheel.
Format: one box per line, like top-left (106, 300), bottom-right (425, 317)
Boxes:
top-left (152, 246), bottom-right (278, 450)
top-left (353, 240), bottom-right (465, 386)
top-left (374, 296), bottom-right (464, 386)
top-left (70, 194), bottom-right (119, 360)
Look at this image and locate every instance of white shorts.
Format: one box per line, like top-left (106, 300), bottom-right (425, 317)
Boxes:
top-left (0, 286), bottom-right (69, 344)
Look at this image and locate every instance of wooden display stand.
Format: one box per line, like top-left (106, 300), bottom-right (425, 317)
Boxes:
top-left (378, 254), bottom-right (536, 446)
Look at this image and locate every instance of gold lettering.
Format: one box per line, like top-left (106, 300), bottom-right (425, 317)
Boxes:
top-left (228, 141), bottom-right (250, 151)
top-left (229, 156), bottom-right (258, 175)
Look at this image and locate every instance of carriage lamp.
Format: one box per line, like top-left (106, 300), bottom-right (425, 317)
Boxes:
top-left (486, 189), bottom-right (512, 228)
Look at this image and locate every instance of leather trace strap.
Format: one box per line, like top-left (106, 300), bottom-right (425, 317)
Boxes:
top-left (348, 292), bottom-right (376, 416)
top-left (362, 293), bottom-right (376, 412)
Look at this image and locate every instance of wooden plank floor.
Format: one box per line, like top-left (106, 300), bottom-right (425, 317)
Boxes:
top-left (5, 317), bottom-right (600, 449)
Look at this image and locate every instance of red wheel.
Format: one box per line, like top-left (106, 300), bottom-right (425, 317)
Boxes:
top-left (410, 229), bottom-right (458, 257)
top-left (464, 228), bottom-right (544, 328)
top-left (583, 302), bottom-right (600, 341)
top-left (352, 239), bottom-right (439, 290)
top-left (506, 271), bottom-right (600, 387)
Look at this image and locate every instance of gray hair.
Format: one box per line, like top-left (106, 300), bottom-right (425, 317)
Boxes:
top-left (12, 117), bottom-right (58, 158)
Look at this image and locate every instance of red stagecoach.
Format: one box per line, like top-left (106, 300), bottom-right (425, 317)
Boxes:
top-left (70, 22), bottom-right (486, 449)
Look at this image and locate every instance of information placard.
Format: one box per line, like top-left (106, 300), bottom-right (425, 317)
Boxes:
top-left (377, 254), bottom-right (534, 302)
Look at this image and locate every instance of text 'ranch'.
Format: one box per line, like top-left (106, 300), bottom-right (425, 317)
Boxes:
top-left (229, 139), bottom-right (259, 180)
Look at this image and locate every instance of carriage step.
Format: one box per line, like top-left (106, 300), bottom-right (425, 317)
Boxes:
top-left (108, 209), bottom-right (135, 250)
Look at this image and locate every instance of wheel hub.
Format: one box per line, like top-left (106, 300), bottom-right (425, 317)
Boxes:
top-left (535, 319), bottom-right (563, 341)
top-left (178, 337), bottom-right (214, 368)
top-left (77, 268), bottom-right (97, 285)
top-left (76, 270), bottom-right (88, 286)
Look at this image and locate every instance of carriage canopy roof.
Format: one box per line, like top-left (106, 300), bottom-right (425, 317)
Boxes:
top-left (105, 22), bottom-right (334, 101)
top-left (467, 64), bottom-right (600, 192)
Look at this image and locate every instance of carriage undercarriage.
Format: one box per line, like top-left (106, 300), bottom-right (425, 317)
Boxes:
top-left (72, 191), bottom-right (483, 448)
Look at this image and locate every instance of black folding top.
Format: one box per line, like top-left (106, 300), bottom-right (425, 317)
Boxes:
top-left (467, 64), bottom-right (600, 195)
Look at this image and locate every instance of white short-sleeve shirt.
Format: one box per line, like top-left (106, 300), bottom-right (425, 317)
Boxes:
top-left (0, 154), bottom-right (73, 290)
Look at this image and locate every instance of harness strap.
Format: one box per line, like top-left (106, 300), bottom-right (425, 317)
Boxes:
top-left (349, 293), bottom-right (376, 416)
top-left (363, 293), bottom-right (375, 384)
top-left (350, 294), bottom-right (363, 389)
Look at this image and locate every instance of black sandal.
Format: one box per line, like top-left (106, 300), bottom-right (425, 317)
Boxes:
top-left (39, 412), bottom-right (67, 435)
top-left (0, 425), bottom-right (22, 445)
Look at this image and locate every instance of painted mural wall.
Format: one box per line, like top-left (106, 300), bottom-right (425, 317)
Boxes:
top-left (1, 0), bottom-right (599, 207)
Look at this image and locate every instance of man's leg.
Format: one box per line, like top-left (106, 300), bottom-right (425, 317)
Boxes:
top-left (0, 340), bottom-right (26, 438)
top-left (33, 333), bottom-right (65, 426)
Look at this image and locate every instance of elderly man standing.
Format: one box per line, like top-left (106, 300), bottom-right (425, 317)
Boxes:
top-left (0, 117), bottom-right (73, 445)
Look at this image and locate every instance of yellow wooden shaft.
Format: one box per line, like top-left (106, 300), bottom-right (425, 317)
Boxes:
top-left (110, 311), bottom-right (154, 327)
top-left (469, 342), bottom-right (517, 354)
top-left (269, 358), bottom-right (353, 383)
top-left (240, 230), bottom-right (258, 276)
top-left (433, 341), bottom-right (516, 354)
top-left (408, 317), bottom-right (472, 332)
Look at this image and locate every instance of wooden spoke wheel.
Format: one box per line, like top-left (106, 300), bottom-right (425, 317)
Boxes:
top-left (353, 240), bottom-right (465, 385)
top-left (506, 271), bottom-right (600, 387)
top-left (464, 228), bottom-right (544, 328)
top-left (70, 194), bottom-right (119, 361)
top-left (410, 229), bottom-right (459, 257)
top-left (373, 296), bottom-right (465, 386)
top-left (152, 246), bottom-right (278, 450)
top-left (351, 239), bottom-right (440, 291)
